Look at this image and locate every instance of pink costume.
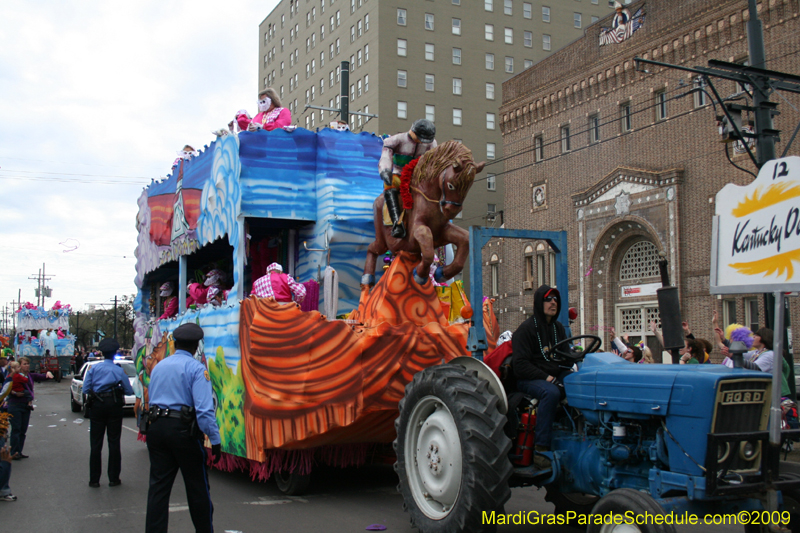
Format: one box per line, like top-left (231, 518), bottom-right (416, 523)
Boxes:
top-left (159, 297), bottom-right (178, 319)
top-left (249, 108), bottom-right (292, 131)
top-left (188, 282), bottom-right (209, 306)
top-left (252, 263), bottom-right (306, 303)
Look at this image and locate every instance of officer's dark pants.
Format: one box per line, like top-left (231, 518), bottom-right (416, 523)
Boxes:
top-left (146, 417), bottom-right (213, 533)
top-left (89, 397), bottom-right (123, 483)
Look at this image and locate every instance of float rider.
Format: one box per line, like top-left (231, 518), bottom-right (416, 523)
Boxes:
top-left (378, 119), bottom-right (437, 239)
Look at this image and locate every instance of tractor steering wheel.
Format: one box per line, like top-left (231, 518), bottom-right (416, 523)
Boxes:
top-left (551, 335), bottom-right (602, 363)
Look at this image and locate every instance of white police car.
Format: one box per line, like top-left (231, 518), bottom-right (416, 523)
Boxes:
top-left (70, 360), bottom-right (137, 414)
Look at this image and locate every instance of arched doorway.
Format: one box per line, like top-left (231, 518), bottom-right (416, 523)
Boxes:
top-left (614, 239), bottom-right (663, 357)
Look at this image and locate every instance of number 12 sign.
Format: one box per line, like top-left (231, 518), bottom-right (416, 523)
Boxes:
top-left (711, 156), bottom-right (800, 294)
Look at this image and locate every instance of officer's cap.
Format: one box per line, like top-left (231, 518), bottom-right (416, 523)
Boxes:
top-left (98, 338), bottom-right (120, 355)
top-left (173, 323), bottom-right (204, 342)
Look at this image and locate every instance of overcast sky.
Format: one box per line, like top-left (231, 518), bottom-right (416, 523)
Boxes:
top-left (0, 0), bottom-right (279, 323)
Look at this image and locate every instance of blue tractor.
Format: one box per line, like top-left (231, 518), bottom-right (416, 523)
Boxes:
top-left (394, 227), bottom-right (800, 532)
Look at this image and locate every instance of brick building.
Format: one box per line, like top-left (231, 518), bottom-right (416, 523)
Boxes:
top-left (493, 0), bottom-right (800, 360)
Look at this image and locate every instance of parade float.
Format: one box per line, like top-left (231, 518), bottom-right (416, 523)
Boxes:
top-left (132, 126), bottom-right (497, 491)
top-left (14, 301), bottom-right (75, 379)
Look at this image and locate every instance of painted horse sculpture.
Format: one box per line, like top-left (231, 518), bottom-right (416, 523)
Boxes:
top-left (362, 141), bottom-right (485, 286)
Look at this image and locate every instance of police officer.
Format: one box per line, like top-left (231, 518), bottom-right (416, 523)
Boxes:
top-left (145, 323), bottom-right (221, 533)
top-left (83, 338), bottom-right (134, 487)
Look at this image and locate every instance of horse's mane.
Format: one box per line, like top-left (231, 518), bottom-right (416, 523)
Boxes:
top-left (412, 141), bottom-right (477, 198)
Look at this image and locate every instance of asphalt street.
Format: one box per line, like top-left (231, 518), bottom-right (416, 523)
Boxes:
top-left (2, 379), bottom-right (744, 532)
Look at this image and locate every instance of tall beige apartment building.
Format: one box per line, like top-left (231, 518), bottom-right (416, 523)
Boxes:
top-left (259, 0), bottom-right (615, 286)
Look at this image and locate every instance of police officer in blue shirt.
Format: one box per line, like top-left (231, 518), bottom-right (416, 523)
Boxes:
top-left (83, 338), bottom-right (134, 488)
top-left (145, 323), bottom-right (221, 533)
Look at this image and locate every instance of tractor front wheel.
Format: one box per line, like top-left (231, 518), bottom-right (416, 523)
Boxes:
top-left (587, 488), bottom-right (676, 533)
top-left (545, 486), bottom-right (599, 528)
top-left (274, 471), bottom-right (311, 496)
top-left (394, 364), bottom-right (512, 533)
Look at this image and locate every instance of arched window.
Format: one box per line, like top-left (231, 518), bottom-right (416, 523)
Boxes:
top-left (619, 241), bottom-right (660, 281)
top-left (523, 245), bottom-right (534, 286)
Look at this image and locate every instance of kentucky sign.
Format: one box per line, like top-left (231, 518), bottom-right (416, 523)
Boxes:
top-left (711, 156), bottom-right (800, 293)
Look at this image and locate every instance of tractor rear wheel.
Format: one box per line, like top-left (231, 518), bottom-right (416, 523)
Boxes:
top-left (394, 364), bottom-right (512, 533)
top-left (587, 488), bottom-right (676, 533)
top-left (274, 471), bottom-right (311, 496)
top-left (743, 476), bottom-right (800, 533)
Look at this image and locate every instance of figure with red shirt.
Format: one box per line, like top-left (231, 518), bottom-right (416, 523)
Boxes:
top-left (251, 263), bottom-right (306, 304)
top-left (237, 88), bottom-right (291, 132)
top-left (158, 282), bottom-right (178, 320)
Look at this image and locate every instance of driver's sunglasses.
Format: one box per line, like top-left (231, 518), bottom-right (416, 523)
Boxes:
top-left (544, 295), bottom-right (558, 303)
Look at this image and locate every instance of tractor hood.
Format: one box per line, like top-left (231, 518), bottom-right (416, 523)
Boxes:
top-left (564, 352), bottom-right (768, 422)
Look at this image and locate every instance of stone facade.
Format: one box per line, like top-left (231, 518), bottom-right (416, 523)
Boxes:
top-left (494, 0), bottom-right (800, 360)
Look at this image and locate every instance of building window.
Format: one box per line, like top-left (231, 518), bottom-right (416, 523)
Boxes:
top-left (350, 0), bottom-right (355, 14)
top-left (453, 108), bottom-right (462, 126)
top-left (452, 48), bottom-right (462, 65)
top-left (350, 25), bottom-right (355, 42)
top-left (453, 0), bottom-right (461, 4)
top-left (364, 44), bottom-right (369, 61)
top-left (453, 78), bottom-right (462, 95)
top-left (357, 19), bottom-right (362, 37)
top-left (524, 245), bottom-right (534, 284)
top-left (397, 101), bottom-right (407, 119)
top-left (504, 27), bottom-right (513, 44)
top-left (486, 113), bottom-right (496, 130)
top-left (485, 0), bottom-right (494, 12)
top-left (350, 55), bottom-right (355, 70)
top-left (505, 56), bottom-right (514, 73)
top-left (364, 74), bottom-right (369, 92)
top-left (745, 298), bottom-right (760, 332)
top-left (524, 31), bottom-right (532, 47)
top-left (329, 70), bottom-right (334, 87)
top-left (485, 24), bottom-right (494, 41)
top-left (452, 18), bottom-right (461, 36)
top-left (534, 135), bottom-right (544, 161)
top-left (592, 15), bottom-right (600, 23)
top-left (561, 125), bottom-right (571, 152)
top-left (485, 53), bottom-right (494, 70)
top-left (486, 82), bottom-right (495, 100)
top-left (656, 90), bottom-right (667, 120)
top-left (425, 43), bottom-right (435, 61)
top-left (619, 241), bottom-right (661, 281)
top-left (487, 143), bottom-right (496, 159)
top-left (621, 102), bottom-right (632, 131)
top-left (336, 11), bottom-right (340, 26)
top-left (357, 49), bottom-right (362, 66)
top-left (523, 2), bottom-right (532, 18)
top-left (487, 173), bottom-right (496, 190)
top-left (722, 299), bottom-right (738, 329)
top-left (549, 252), bottom-right (557, 287)
top-left (425, 74), bottom-right (435, 92)
top-left (574, 13), bottom-right (582, 28)
top-left (589, 114), bottom-right (600, 143)
top-left (311, 59), bottom-right (316, 74)
top-left (320, 51), bottom-right (324, 67)
top-left (425, 13), bottom-right (435, 31)
top-left (357, 79), bottom-right (362, 97)
top-left (543, 34), bottom-right (551, 50)
top-left (426, 105), bottom-right (435, 122)
top-left (542, 6), bottom-right (550, 22)
top-left (350, 83), bottom-right (355, 100)
top-left (490, 254), bottom-right (499, 296)
top-left (397, 39), bottom-right (407, 56)
top-left (336, 38), bottom-right (340, 54)
top-left (397, 8), bottom-right (407, 25)
top-left (693, 78), bottom-right (708, 108)
top-left (504, 0), bottom-right (512, 15)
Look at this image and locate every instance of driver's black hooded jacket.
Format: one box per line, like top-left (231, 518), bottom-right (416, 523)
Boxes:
top-left (511, 285), bottom-right (569, 381)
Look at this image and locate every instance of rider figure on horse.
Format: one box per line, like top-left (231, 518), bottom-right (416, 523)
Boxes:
top-left (379, 119), bottom-right (437, 239)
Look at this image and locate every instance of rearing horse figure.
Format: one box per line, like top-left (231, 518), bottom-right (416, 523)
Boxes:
top-left (362, 141), bottom-right (485, 286)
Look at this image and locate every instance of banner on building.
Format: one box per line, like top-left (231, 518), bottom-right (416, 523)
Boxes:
top-left (620, 282), bottom-right (660, 298)
top-left (710, 156), bottom-right (800, 293)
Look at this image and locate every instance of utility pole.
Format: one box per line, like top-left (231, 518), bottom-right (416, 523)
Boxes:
top-left (113, 295), bottom-right (118, 339)
top-left (303, 60), bottom-right (378, 130)
top-left (28, 264), bottom-right (54, 307)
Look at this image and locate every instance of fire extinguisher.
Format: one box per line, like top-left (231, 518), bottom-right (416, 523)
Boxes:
top-left (513, 408), bottom-right (536, 466)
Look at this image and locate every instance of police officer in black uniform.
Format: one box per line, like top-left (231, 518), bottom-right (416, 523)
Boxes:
top-left (83, 338), bottom-right (134, 487)
top-left (145, 323), bottom-right (222, 533)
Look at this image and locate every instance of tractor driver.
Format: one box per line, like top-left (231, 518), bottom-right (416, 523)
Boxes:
top-left (511, 285), bottom-right (571, 470)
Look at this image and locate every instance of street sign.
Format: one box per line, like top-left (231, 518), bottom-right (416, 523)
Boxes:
top-left (711, 156), bottom-right (800, 294)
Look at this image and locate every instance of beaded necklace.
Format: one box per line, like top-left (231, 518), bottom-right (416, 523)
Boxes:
top-left (533, 315), bottom-right (559, 361)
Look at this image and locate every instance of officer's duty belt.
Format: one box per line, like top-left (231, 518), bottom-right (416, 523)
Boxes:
top-left (149, 406), bottom-right (184, 419)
